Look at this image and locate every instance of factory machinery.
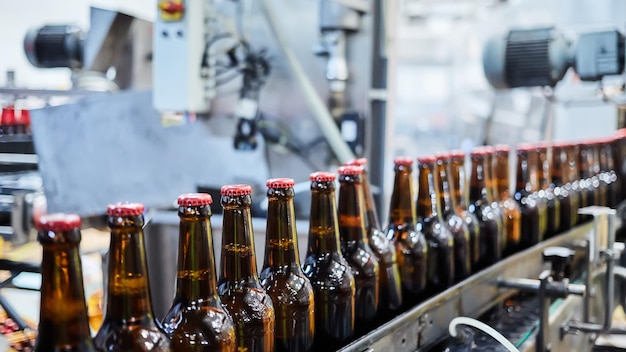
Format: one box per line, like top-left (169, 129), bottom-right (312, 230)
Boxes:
top-left (5, 0), bottom-right (626, 351)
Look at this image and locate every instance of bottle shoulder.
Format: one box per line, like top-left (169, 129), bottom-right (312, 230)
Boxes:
top-left (302, 253), bottom-right (355, 292)
top-left (94, 320), bottom-right (171, 351)
top-left (259, 266), bottom-right (315, 304)
top-left (218, 285), bottom-right (274, 322)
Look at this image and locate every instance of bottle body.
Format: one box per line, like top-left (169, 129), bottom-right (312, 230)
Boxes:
top-left (551, 144), bottom-right (578, 233)
top-left (468, 152), bottom-right (502, 269)
top-left (449, 153), bottom-right (481, 274)
top-left (162, 194), bottom-right (236, 352)
top-left (347, 159), bottom-right (403, 313)
top-left (94, 204), bottom-right (171, 351)
top-left (35, 214), bottom-right (97, 352)
top-left (303, 172), bottom-right (355, 349)
top-left (493, 146), bottom-right (522, 255)
top-left (337, 166), bottom-right (379, 325)
top-left (417, 157), bottom-right (454, 294)
top-left (260, 179), bottom-right (314, 352)
top-left (386, 159), bottom-right (428, 302)
top-left (218, 185), bottom-right (275, 352)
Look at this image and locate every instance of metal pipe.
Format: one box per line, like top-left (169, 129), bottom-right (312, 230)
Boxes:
top-left (259, 0), bottom-right (355, 164)
top-left (497, 277), bottom-right (586, 297)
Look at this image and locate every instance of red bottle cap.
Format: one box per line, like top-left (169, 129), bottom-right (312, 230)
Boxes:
top-left (470, 148), bottom-right (487, 156)
top-left (534, 142), bottom-right (549, 150)
top-left (417, 155), bottom-right (437, 164)
top-left (552, 141), bottom-right (570, 148)
top-left (107, 202), bottom-right (145, 216)
top-left (338, 165), bottom-right (363, 175)
top-left (1, 108), bottom-right (15, 125)
top-left (19, 109), bottom-right (30, 126)
top-left (482, 146), bottom-right (495, 154)
top-left (394, 157), bottom-right (413, 166)
top-left (266, 178), bottom-right (295, 189)
top-left (177, 193), bottom-right (213, 207)
top-left (309, 172), bottom-right (336, 182)
top-left (450, 150), bottom-right (465, 159)
top-left (221, 184), bottom-right (252, 196)
top-left (36, 213), bottom-right (81, 232)
top-left (345, 158), bottom-right (368, 166)
top-left (614, 129), bottom-right (626, 138)
top-left (516, 143), bottom-right (535, 152)
top-left (494, 144), bottom-right (510, 153)
top-left (434, 152), bottom-right (451, 160)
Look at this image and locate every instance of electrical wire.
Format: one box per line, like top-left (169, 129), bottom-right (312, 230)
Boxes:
top-left (449, 317), bottom-right (520, 352)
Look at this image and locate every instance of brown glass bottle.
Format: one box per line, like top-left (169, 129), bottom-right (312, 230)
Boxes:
top-left (482, 147), bottom-right (508, 253)
top-left (302, 172), bottom-right (355, 349)
top-left (260, 178), bottom-right (315, 352)
top-left (94, 203), bottom-right (171, 351)
top-left (589, 140), bottom-right (609, 207)
top-left (536, 144), bottom-right (561, 237)
top-left (345, 158), bottom-right (402, 312)
top-left (598, 137), bottom-right (621, 208)
top-left (218, 185), bottom-right (275, 352)
top-left (337, 165), bottom-right (380, 325)
top-left (468, 150), bottom-right (503, 269)
top-left (551, 143), bottom-right (578, 232)
top-left (525, 146), bottom-right (549, 240)
top-left (578, 143), bottom-right (598, 207)
top-left (514, 147), bottom-right (543, 249)
top-left (416, 156), bottom-right (455, 294)
top-left (493, 146), bottom-right (522, 255)
top-left (435, 154), bottom-right (471, 282)
top-left (565, 144), bottom-right (586, 223)
top-left (386, 157), bottom-right (428, 304)
top-left (449, 151), bottom-right (481, 273)
top-left (35, 214), bottom-right (97, 352)
top-left (162, 194), bottom-right (236, 351)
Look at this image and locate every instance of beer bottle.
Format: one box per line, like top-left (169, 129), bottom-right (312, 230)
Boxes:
top-left (259, 178), bottom-right (315, 352)
top-left (536, 143), bottom-right (561, 237)
top-left (302, 172), bottom-right (355, 349)
top-left (589, 140), bottom-right (609, 207)
top-left (449, 151), bottom-right (481, 273)
top-left (162, 193), bottom-right (236, 351)
top-left (218, 185), bottom-right (275, 352)
top-left (337, 165), bottom-right (380, 325)
top-left (468, 149), bottom-right (502, 269)
top-left (598, 137), bottom-right (621, 208)
top-left (551, 143), bottom-right (578, 232)
top-left (565, 143), bottom-right (586, 223)
top-left (34, 214), bottom-right (97, 352)
top-left (493, 145), bottom-right (522, 255)
top-left (386, 158), bottom-right (428, 305)
top-left (94, 203), bottom-right (171, 351)
top-left (525, 146), bottom-right (549, 240)
top-left (482, 147), bottom-right (508, 253)
top-left (612, 129), bottom-right (626, 202)
top-left (416, 156), bottom-right (454, 294)
top-left (578, 143), bottom-right (598, 206)
top-left (345, 158), bottom-right (402, 312)
top-left (514, 146), bottom-right (543, 249)
top-left (435, 153), bottom-right (471, 282)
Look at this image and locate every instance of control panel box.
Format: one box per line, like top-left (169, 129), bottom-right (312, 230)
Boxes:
top-left (153, 0), bottom-right (211, 114)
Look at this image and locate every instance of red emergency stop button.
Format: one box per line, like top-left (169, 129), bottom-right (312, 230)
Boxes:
top-left (158, 0), bottom-right (184, 21)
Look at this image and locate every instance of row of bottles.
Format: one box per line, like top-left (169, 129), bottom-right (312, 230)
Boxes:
top-left (32, 133), bottom-right (624, 351)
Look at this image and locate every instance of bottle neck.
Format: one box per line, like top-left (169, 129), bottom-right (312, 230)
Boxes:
top-left (551, 148), bottom-right (565, 186)
top-left (579, 147), bottom-right (591, 178)
top-left (601, 144), bottom-right (614, 171)
top-left (388, 166), bottom-right (417, 226)
top-left (361, 169), bottom-right (382, 232)
top-left (450, 158), bottom-right (467, 208)
top-left (308, 183), bottom-right (341, 255)
top-left (417, 163), bottom-right (440, 219)
top-left (494, 153), bottom-right (510, 199)
top-left (338, 175), bottom-right (368, 244)
top-left (469, 156), bottom-right (488, 203)
top-left (436, 161), bottom-right (456, 214)
top-left (264, 188), bottom-right (300, 268)
top-left (220, 197), bottom-right (260, 283)
top-left (105, 218), bottom-right (155, 322)
top-left (484, 154), bottom-right (497, 202)
top-left (566, 147), bottom-right (580, 183)
top-left (537, 149), bottom-right (550, 189)
top-left (515, 152), bottom-right (533, 195)
top-left (176, 207), bottom-right (219, 302)
top-left (39, 238), bottom-right (92, 343)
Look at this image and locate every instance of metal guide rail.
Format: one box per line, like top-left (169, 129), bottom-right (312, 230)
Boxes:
top-left (339, 222), bottom-right (594, 352)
